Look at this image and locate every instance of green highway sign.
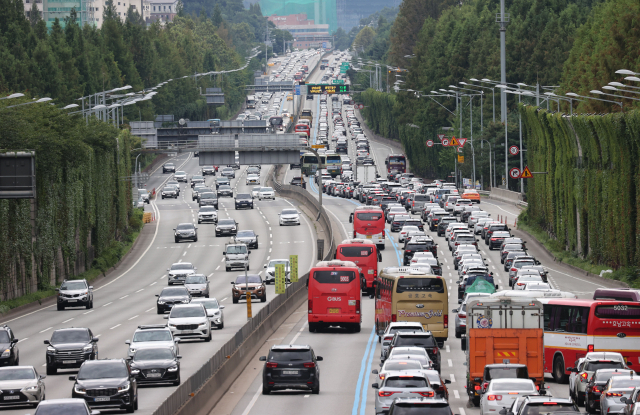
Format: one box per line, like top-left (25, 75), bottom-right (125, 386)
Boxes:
top-left (332, 79), bottom-right (345, 84)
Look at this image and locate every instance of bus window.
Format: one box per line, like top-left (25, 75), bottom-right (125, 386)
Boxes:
top-left (313, 270), bottom-right (356, 283)
top-left (396, 277), bottom-right (445, 293)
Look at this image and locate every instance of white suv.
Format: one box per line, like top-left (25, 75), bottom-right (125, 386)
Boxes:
top-left (165, 304), bottom-right (211, 342)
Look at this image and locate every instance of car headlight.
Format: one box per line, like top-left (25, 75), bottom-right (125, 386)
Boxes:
top-left (74, 385), bottom-right (86, 394)
top-left (181, 300), bottom-right (189, 303)
top-left (47, 346), bottom-right (56, 353)
top-left (21, 385), bottom-right (39, 392)
top-left (199, 323), bottom-right (208, 328)
top-left (131, 369), bottom-right (140, 375)
top-left (118, 382), bottom-right (130, 392)
top-left (169, 324), bottom-right (177, 328)
top-left (1, 349), bottom-right (10, 357)
top-left (167, 366), bottom-right (179, 372)
top-left (158, 300), bottom-right (165, 304)
top-left (231, 227), bottom-right (236, 230)
top-left (83, 344), bottom-right (93, 352)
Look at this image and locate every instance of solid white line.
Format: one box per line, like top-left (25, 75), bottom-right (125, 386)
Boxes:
top-left (62, 318), bottom-right (74, 324)
top-left (110, 324), bottom-right (121, 330)
top-left (240, 385), bottom-right (262, 415)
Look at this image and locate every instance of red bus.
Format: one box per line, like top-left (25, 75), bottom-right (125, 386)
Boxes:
top-left (295, 124), bottom-right (310, 137)
top-left (308, 260), bottom-right (361, 333)
top-left (335, 239), bottom-right (381, 296)
top-left (385, 154), bottom-right (406, 179)
top-left (541, 299), bottom-right (640, 382)
top-left (294, 72), bottom-right (303, 81)
top-left (302, 65), bottom-right (309, 73)
top-left (349, 206), bottom-right (386, 250)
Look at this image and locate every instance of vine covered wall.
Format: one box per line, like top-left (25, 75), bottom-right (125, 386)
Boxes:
top-left (521, 105), bottom-right (640, 268)
top-left (0, 103), bottom-right (133, 300)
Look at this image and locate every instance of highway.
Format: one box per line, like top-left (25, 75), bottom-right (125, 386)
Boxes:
top-left (213, 52), bottom-right (628, 415)
top-left (0, 88), bottom-right (318, 414)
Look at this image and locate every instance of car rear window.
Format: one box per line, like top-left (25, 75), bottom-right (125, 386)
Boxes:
top-left (396, 335), bottom-right (437, 348)
top-left (415, 195), bottom-right (429, 201)
top-left (485, 367), bottom-right (528, 381)
top-left (385, 376), bottom-right (429, 388)
top-left (268, 349), bottom-right (312, 361)
top-left (396, 278), bottom-right (444, 293)
top-left (384, 361), bottom-right (422, 371)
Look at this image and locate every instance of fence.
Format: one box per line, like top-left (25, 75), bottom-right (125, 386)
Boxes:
top-left (152, 165), bottom-right (336, 415)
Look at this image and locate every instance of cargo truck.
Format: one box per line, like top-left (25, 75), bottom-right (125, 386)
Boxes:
top-left (355, 165), bottom-right (377, 183)
top-left (463, 297), bottom-right (544, 405)
top-left (300, 109), bottom-right (313, 127)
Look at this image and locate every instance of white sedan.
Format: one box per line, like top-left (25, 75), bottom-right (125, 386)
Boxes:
top-left (480, 378), bottom-right (538, 415)
top-left (398, 225), bottom-right (420, 243)
top-left (279, 209), bottom-right (300, 226)
top-left (246, 174), bottom-right (260, 185)
top-left (251, 186), bottom-right (262, 199)
top-left (258, 187), bottom-right (275, 200)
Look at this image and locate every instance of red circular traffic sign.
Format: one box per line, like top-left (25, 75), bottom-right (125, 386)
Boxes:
top-left (509, 145), bottom-right (520, 156)
top-left (441, 139), bottom-right (449, 147)
top-left (426, 140), bottom-right (434, 147)
top-left (509, 167), bottom-right (521, 179)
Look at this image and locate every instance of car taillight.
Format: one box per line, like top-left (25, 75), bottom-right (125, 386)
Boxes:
top-left (581, 373), bottom-right (588, 381)
top-left (517, 283), bottom-right (524, 286)
top-left (303, 362), bottom-right (316, 368)
top-left (483, 382), bottom-right (489, 390)
top-left (308, 300), bottom-right (312, 314)
top-left (593, 386), bottom-right (601, 393)
top-left (588, 344), bottom-right (594, 352)
top-left (455, 243), bottom-right (459, 246)
top-left (459, 313), bottom-right (466, 318)
top-left (511, 268), bottom-right (517, 272)
top-left (266, 362), bottom-right (278, 368)
top-left (413, 391), bottom-right (435, 397)
top-left (433, 347), bottom-right (439, 354)
top-left (491, 238), bottom-right (497, 241)
top-left (379, 391), bottom-right (399, 397)
top-left (443, 315), bottom-right (448, 328)
top-left (392, 314), bottom-right (397, 322)
top-left (353, 231), bottom-right (356, 238)
top-left (536, 385), bottom-right (540, 391)
top-left (356, 300), bottom-right (360, 314)
top-left (488, 395), bottom-right (502, 401)
top-left (606, 392), bottom-right (623, 397)
top-left (474, 385), bottom-right (481, 391)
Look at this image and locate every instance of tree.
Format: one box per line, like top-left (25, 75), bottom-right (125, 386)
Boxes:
top-left (212, 4), bottom-right (223, 27)
top-left (352, 26), bottom-right (376, 52)
top-left (28, 1), bottom-right (41, 27)
top-left (333, 27), bottom-right (350, 50)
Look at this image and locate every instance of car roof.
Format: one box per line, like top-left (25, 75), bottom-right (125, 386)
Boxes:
top-left (271, 344), bottom-right (311, 351)
top-left (136, 324), bottom-right (168, 330)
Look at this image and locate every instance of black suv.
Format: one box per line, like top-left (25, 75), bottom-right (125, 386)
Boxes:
top-left (129, 347), bottom-right (181, 386)
top-left (290, 177), bottom-right (306, 189)
top-left (391, 215), bottom-right (411, 232)
top-left (215, 218), bottom-right (238, 237)
top-left (403, 237), bottom-right (438, 265)
top-left (235, 230), bottom-right (259, 249)
top-left (174, 223), bottom-right (197, 243)
top-left (162, 163), bottom-right (175, 173)
top-left (217, 185), bottom-right (233, 198)
top-left (387, 331), bottom-right (442, 372)
top-left (235, 193), bottom-right (254, 210)
top-left (388, 397), bottom-right (452, 415)
top-left (259, 345), bottom-right (323, 395)
top-left (56, 279), bottom-right (94, 310)
top-left (437, 217), bottom-right (458, 237)
top-left (0, 326), bottom-right (19, 366)
top-left (70, 359), bottom-right (138, 412)
top-left (198, 192), bottom-right (218, 208)
top-left (156, 286), bottom-right (191, 314)
top-left (44, 328), bottom-right (98, 375)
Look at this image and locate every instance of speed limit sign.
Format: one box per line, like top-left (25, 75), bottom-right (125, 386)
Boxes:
top-left (441, 139), bottom-right (449, 147)
top-left (509, 145), bottom-right (520, 156)
top-left (509, 167), bottom-right (521, 179)
top-left (426, 140), bottom-right (434, 147)
top-left (359, 104), bottom-right (364, 109)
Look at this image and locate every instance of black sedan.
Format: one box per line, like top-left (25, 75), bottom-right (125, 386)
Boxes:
top-left (235, 193), bottom-right (254, 210)
top-left (156, 286), bottom-right (191, 314)
top-left (235, 230), bottom-right (258, 249)
top-left (130, 347), bottom-right (181, 386)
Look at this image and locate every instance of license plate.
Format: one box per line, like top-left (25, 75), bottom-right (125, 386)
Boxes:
top-left (147, 373), bottom-right (162, 378)
top-left (94, 397), bottom-right (110, 402)
top-left (328, 308), bottom-right (340, 313)
top-left (68, 299), bottom-right (77, 303)
top-left (366, 235), bottom-right (372, 239)
top-left (180, 330), bottom-right (194, 334)
top-left (63, 360), bottom-right (76, 364)
top-left (4, 396), bottom-right (19, 400)
top-left (282, 370), bottom-right (299, 375)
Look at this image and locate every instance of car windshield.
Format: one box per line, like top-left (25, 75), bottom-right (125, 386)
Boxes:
top-left (282, 209), bottom-right (298, 215)
top-left (133, 330), bottom-right (172, 342)
top-left (396, 336), bottom-right (436, 348)
top-left (170, 306), bottom-right (205, 318)
top-left (176, 224), bottom-right (193, 230)
top-left (227, 245), bottom-right (247, 254)
top-left (60, 281), bottom-right (87, 290)
top-left (235, 275), bottom-right (261, 284)
top-left (192, 176), bottom-right (203, 180)
top-left (161, 288), bottom-right (188, 296)
top-left (185, 275), bottom-right (206, 284)
top-left (219, 219), bottom-right (235, 226)
top-left (201, 193), bottom-right (215, 198)
top-left (176, 171), bottom-right (186, 175)
top-left (194, 300), bottom-right (219, 310)
top-left (200, 207), bottom-right (215, 213)
top-left (78, 363), bottom-right (128, 380)
top-left (237, 194), bottom-right (251, 199)
top-left (0, 368), bottom-right (34, 380)
top-left (133, 348), bottom-right (174, 361)
top-left (384, 361), bottom-right (422, 371)
top-left (253, 187), bottom-right (262, 192)
top-left (34, 403), bottom-right (89, 415)
top-left (171, 264), bottom-right (194, 270)
top-left (51, 330), bottom-right (90, 344)
top-left (237, 231), bottom-right (255, 238)
top-left (268, 349), bottom-right (311, 361)
top-left (260, 187), bottom-right (273, 192)
top-left (391, 403), bottom-right (452, 415)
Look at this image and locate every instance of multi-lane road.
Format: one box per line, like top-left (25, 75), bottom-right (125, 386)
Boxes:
top-left (0, 89), bottom-right (320, 414)
top-left (212, 52), bottom-right (628, 415)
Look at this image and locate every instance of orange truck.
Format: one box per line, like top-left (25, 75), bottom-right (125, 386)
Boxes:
top-left (463, 297), bottom-right (544, 405)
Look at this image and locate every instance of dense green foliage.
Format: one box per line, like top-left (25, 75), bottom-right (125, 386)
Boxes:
top-left (0, 102), bottom-right (135, 300)
top-left (0, 0), bottom-right (257, 122)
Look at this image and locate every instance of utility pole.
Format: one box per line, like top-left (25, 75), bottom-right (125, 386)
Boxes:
top-left (497, 0), bottom-right (509, 188)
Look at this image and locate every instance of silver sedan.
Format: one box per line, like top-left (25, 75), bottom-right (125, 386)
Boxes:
top-left (0, 366), bottom-right (46, 406)
top-left (601, 375), bottom-right (640, 414)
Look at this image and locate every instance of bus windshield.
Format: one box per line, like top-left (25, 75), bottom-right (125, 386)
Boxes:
top-left (313, 270), bottom-right (356, 284)
top-left (389, 156), bottom-right (406, 164)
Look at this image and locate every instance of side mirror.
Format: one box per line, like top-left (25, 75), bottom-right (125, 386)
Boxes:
top-left (316, 356), bottom-right (323, 361)
top-left (627, 362), bottom-right (633, 366)
top-left (372, 369), bottom-right (379, 374)
top-left (163, 315), bottom-right (169, 319)
top-left (89, 286), bottom-right (93, 290)
top-left (90, 410), bottom-right (100, 415)
top-left (223, 252), bottom-right (226, 255)
top-left (55, 288), bottom-right (59, 292)
top-left (39, 374), bottom-right (46, 379)
top-left (175, 338), bottom-right (181, 343)
top-left (167, 268), bottom-right (170, 271)
top-left (43, 340), bottom-right (50, 345)
top-left (567, 367), bottom-right (577, 372)
top-left (155, 294), bottom-right (159, 297)
top-left (259, 356), bottom-right (267, 361)
top-left (248, 251), bottom-right (252, 254)
top-left (69, 376), bottom-right (77, 381)
top-left (372, 383), bottom-right (379, 389)
top-left (452, 309), bottom-right (459, 313)
top-left (177, 355), bottom-right (182, 359)
top-left (125, 340), bottom-right (131, 345)
top-left (495, 285), bottom-right (499, 289)
top-left (620, 398), bottom-right (630, 404)
top-left (444, 379), bottom-right (451, 384)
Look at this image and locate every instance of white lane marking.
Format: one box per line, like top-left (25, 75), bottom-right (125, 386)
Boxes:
top-left (39, 327), bottom-right (52, 333)
top-left (240, 385), bottom-right (262, 415)
top-left (454, 390), bottom-right (460, 399)
top-left (221, 297), bottom-right (228, 302)
top-left (448, 359), bottom-right (453, 367)
top-left (83, 310), bottom-right (94, 315)
top-left (102, 302), bottom-right (112, 307)
top-left (135, 289), bottom-right (144, 293)
top-left (216, 266), bottom-right (220, 270)
top-left (304, 395), bottom-right (310, 398)
top-left (188, 244), bottom-right (192, 248)
top-left (450, 374), bottom-right (456, 382)
top-left (110, 324), bottom-right (121, 330)
top-left (62, 318), bottom-right (74, 324)
top-left (119, 295), bottom-right (128, 300)
top-left (146, 307), bottom-right (154, 312)
top-left (17, 338), bottom-right (28, 343)
top-left (160, 275), bottom-right (166, 279)
top-left (128, 315), bottom-right (139, 321)
top-left (207, 273), bottom-right (214, 278)
top-left (459, 408), bottom-right (466, 415)
top-left (150, 282), bottom-right (157, 286)
top-left (182, 252), bottom-right (186, 256)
